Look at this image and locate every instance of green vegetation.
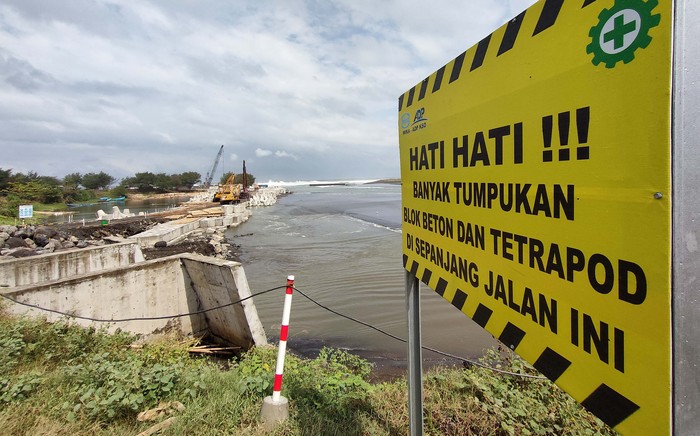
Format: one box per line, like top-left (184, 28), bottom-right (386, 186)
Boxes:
top-left (0, 164), bottom-right (263, 221)
top-left (220, 171), bottom-right (257, 187)
top-left (0, 168), bottom-right (205, 220)
top-left (119, 171), bottom-right (201, 193)
top-left (0, 307), bottom-right (615, 435)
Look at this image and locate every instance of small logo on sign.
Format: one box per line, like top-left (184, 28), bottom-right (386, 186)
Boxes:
top-left (412, 108), bottom-right (427, 125)
top-left (587, 0), bottom-right (660, 68)
top-left (402, 107), bottom-right (428, 135)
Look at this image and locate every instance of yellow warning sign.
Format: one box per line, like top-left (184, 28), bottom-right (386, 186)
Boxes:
top-left (398, 0), bottom-right (671, 433)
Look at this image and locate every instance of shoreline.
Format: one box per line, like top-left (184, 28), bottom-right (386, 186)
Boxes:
top-left (5, 187), bottom-right (443, 381)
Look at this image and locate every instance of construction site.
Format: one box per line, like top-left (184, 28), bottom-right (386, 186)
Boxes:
top-left (0, 161), bottom-right (288, 351)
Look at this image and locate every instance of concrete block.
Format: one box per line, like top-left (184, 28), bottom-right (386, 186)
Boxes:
top-left (260, 396), bottom-right (289, 430)
top-left (233, 204), bottom-right (246, 214)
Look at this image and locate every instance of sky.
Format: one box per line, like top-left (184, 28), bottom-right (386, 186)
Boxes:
top-left (0, 0), bottom-right (537, 184)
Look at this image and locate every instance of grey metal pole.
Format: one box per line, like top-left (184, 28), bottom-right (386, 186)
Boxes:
top-left (406, 270), bottom-right (424, 435)
top-left (673, 1), bottom-right (700, 434)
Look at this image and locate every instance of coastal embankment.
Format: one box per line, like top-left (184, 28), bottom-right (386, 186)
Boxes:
top-left (0, 187), bottom-right (288, 345)
top-left (0, 187), bottom-right (287, 261)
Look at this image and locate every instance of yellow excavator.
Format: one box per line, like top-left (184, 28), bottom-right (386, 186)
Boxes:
top-left (213, 174), bottom-right (242, 204)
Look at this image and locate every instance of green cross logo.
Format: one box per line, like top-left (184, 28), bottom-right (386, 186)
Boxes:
top-left (587, 0), bottom-right (660, 68)
top-left (604, 13), bottom-right (639, 50)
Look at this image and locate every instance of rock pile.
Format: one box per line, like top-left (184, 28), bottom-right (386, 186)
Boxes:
top-left (0, 219), bottom-right (164, 259)
top-left (140, 224), bottom-right (240, 262)
top-left (0, 224), bottom-right (90, 258)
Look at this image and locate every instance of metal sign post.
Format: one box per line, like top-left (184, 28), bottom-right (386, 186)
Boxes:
top-left (672, 1), bottom-right (700, 433)
top-left (406, 270), bottom-right (423, 436)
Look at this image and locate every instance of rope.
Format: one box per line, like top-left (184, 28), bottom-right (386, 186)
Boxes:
top-left (0, 285), bottom-right (285, 323)
top-left (0, 280), bottom-right (545, 379)
top-left (293, 286), bottom-right (546, 380)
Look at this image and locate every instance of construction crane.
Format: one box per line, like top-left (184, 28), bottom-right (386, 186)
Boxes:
top-left (204, 145), bottom-right (224, 188)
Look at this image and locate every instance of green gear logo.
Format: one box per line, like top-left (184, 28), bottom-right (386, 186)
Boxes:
top-left (587, 0), bottom-right (661, 68)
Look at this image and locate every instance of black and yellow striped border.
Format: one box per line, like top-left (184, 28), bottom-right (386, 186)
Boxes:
top-left (398, 0), bottom-right (599, 112)
top-left (402, 253), bottom-right (640, 428)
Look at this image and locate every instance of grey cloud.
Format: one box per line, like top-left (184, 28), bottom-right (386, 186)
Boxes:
top-left (0, 51), bottom-right (56, 91)
top-left (185, 54), bottom-right (265, 86)
top-left (69, 80), bottom-right (161, 98)
top-left (4, 0), bottom-right (147, 39)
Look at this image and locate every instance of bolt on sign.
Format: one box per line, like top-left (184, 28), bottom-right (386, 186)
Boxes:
top-left (398, 0), bottom-right (671, 433)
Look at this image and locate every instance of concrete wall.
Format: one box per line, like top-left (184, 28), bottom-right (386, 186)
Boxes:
top-left (0, 241), bottom-right (145, 288)
top-left (181, 257), bottom-right (266, 347)
top-left (131, 219), bottom-right (203, 248)
top-left (131, 205), bottom-right (253, 248)
top-left (1, 253), bottom-right (267, 348)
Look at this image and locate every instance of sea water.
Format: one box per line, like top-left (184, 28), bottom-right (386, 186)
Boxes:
top-left (227, 183), bottom-right (497, 371)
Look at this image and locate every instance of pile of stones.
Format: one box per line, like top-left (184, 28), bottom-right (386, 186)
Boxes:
top-left (189, 225), bottom-right (235, 259)
top-left (0, 225), bottom-right (90, 258)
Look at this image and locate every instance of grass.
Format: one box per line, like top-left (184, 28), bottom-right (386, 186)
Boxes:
top-left (32, 202), bottom-right (70, 212)
top-left (0, 216), bottom-right (47, 226)
top-left (0, 306), bottom-right (616, 435)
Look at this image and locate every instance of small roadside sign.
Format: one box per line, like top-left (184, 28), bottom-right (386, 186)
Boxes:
top-left (18, 204), bottom-right (33, 219)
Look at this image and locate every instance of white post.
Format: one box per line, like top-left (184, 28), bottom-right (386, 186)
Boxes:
top-left (260, 275), bottom-right (295, 429)
top-left (272, 275), bottom-right (294, 402)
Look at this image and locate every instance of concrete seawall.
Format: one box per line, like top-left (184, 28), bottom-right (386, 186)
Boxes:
top-left (131, 204), bottom-right (251, 248)
top-left (0, 241), bottom-right (145, 288)
top-left (1, 253), bottom-right (267, 348)
top-left (1, 190), bottom-right (289, 347)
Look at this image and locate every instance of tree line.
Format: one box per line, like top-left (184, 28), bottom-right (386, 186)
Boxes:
top-left (0, 169), bottom-right (202, 211)
top-left (0, 168), bottom-right (257, 210)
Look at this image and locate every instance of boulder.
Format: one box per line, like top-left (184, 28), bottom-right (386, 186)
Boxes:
top-left (76, 240), bottom-right (89, 249)
top-left (5, 237), bottom-right (25, 248)
top-left (0, 225), bottom-right (17, 234)
top-left (8, 248), bottom-right (36, 258)
top-left (34, 226), bottom-right (58, 239)
top-left (62, 241), bottom-right (75, 249)
top-left (0, 231), bottom-right (9, 243)
top-left (24, 238), bottom-right (37, 249)
top-left (13, 228), bottom-right (33, 239)
top-left (34, 233), bottom-right (50, 247)
top-left (154, 241), bottom-right (168, 248)
top-left (210, 234), bottom-right (224, 242)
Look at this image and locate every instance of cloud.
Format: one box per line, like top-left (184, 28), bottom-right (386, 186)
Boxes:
top-left (274, 151), bottom-right (297, 159)
top-left (0, 0), bottom-right (538, 181)
top-left (256, 148), bottom-right (298, 160)
top-left (255, 148), bottom-right (273, 158)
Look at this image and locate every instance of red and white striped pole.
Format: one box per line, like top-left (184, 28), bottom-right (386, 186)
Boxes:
top-left (272, 275), bottom-right (294, 403)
